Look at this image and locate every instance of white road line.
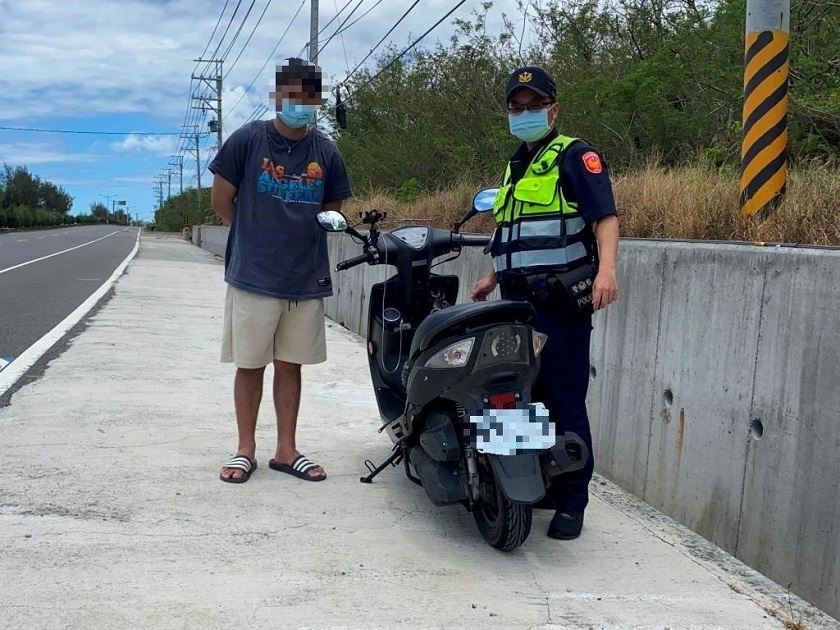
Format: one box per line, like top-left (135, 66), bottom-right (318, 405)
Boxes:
top-left (17, 239), bottom-right (28, 242)
top-left (0, 228), bottom-right (141, 397)
top-left (0, 229), bottom-right (124, 276)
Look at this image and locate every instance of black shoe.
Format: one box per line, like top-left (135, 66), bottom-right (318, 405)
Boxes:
top-left (547, 509), bottom-right (584, 540)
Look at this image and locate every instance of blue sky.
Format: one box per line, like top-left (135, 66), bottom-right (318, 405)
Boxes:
top-left (0, 0), bottom-right (527, 224)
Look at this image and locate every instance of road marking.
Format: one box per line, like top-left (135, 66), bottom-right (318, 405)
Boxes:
top-left (17, 239), bottom-right (28, 242)
top-left (0, 228), bottom-right (141, 397)
top-left (0, 229), bottom-right (125, 276)
top-left (38, 236), bottom-right (46, 239)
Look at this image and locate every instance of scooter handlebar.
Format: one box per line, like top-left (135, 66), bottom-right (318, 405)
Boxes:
top-left (336, 250), bottom-right (375, 271)
top-left (455, 233), bottom-right (492, 248)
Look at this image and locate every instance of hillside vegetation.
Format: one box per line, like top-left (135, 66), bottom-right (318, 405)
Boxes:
top-left (330, 0), bottom-right (840, 245)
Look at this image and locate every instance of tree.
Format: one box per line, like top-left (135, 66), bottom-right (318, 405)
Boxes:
top-left (328, 0), bottom-right (840, 194)
top-left (154, 187), bottom-right (214, 232)
top-left (90, 202), bottom-right (108, 220)
top-left (0, 163), bottom-right (76, 228)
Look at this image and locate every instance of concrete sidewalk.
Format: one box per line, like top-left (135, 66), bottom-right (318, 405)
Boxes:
top-left (0, 233), bottom-right (836, 630)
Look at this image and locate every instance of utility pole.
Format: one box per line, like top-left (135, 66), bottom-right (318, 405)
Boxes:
top-left (180, 125), bottom-right (203, 217)
top-left (155, 177), bottom-right (165, 210)
top-left (192, 59), bottom-right (223, 151)
top-left (739, 0), bottom-right (790, 221)
top-left (99, 193), bottom-right (115, 223)
top-left (167, 170), bottom-right (172, 199)
top-left (309, 0), bottom-right (319, 65)
top-left (170, 155), bottom-right (184, 194)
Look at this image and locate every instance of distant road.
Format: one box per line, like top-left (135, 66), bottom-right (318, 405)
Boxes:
top-left (0, 225), bottom-right (138, 367)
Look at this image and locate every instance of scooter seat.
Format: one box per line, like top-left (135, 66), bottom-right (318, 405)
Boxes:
top-left (409, 300), bottom-right (535, 359)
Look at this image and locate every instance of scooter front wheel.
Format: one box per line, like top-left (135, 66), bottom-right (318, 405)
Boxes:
top-left (473, 464), bottom-right (532, 551)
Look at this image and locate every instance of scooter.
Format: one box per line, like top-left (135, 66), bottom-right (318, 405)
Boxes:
top-left (316, 188), bottom-right (590, 551)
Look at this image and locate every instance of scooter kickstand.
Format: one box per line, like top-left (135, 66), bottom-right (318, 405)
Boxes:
top-left (360, 444), bottom-right (404, 484)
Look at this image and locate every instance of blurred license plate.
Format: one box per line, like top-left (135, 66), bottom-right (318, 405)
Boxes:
top-left (468, 402), bottom-right (556, 455)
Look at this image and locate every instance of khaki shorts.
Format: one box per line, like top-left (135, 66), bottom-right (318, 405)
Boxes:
top-left (221, 284), bottom-right (327, 368)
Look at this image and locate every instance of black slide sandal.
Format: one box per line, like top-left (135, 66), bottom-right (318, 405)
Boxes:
top-left (269, 455), bottom-right (326, 481)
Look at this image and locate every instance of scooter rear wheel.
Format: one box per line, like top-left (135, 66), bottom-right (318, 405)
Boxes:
top-left (473, 465), bottom-right (532, 551)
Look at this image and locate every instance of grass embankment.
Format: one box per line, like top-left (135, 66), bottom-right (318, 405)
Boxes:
top-left (344, 164), bottom-right (840, 246)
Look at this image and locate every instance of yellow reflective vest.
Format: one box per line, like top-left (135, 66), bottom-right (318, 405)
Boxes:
top-left (490, 133), bottom-right (595, 280)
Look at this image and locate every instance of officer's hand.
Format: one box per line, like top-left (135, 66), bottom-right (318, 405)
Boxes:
top-left (471, 275), bottom-right (496, 301)
top-left (593, 268), bottom-right (618, 310)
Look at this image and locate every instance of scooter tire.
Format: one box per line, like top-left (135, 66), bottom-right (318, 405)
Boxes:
top-left (473, 475), bottom-right (533, 551)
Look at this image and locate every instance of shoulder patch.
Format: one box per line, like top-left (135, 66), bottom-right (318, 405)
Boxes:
top-left (582, 151), bottom-right (603, 174)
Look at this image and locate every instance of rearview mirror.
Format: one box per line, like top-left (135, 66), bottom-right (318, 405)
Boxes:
top-left (316, 210), bottom-right (349, 232)
top-left (472, 188), bottom-right (499, 213)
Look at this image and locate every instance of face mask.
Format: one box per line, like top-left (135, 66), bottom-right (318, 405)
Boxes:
top-left (508, 107), bottom-right (551, 142)
top-left (276, 98), bottom-right (318, 128)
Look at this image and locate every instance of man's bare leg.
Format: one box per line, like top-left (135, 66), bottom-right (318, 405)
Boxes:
top-left (272, 359), bottom-right (325, 479)
top-left (220, 366), bottom-right (265, 480)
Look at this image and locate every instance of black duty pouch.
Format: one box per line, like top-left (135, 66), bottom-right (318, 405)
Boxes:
top-left (525, 263), bottom-right (596, 318)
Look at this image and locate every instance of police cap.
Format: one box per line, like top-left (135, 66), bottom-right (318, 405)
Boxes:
top-left (505, 66), bottom-right (557, 102)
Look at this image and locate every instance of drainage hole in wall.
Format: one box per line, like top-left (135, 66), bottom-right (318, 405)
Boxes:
top-left (663, 389), bottom-right (674, 408)
top-left (750, 419), bottom-right (764, 440)
top-left (590, 365), bottom-right (597, 381)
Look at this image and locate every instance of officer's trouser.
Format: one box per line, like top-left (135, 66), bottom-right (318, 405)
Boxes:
top-left (501, 286), bottom-right (594, 512)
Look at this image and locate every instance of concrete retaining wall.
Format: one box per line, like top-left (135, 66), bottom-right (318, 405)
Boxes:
top-left (190, 225), bottom-right (228, 258)
top-left (193, 227), bottom-right (840, 620)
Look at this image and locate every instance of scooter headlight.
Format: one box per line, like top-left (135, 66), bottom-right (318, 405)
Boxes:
top-left (424, 337), bottom-right (475, 368)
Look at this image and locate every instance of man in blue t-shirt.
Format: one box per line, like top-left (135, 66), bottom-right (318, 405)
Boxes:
top-left (209, 58), bottom-right (352, 484)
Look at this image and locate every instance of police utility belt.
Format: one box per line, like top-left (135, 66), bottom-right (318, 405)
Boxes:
top-left (490, 134), bottom-right (597, 318)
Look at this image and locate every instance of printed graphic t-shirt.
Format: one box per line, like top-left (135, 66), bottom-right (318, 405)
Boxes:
top-left (208, 119), bottom-right (353, 300)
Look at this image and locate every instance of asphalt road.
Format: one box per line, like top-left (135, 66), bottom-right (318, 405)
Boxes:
top-left (0, 225), bottom-right (138, 365)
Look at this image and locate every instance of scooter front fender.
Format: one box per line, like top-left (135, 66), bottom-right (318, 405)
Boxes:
top-left (487, 452), bottom-right (546, 504)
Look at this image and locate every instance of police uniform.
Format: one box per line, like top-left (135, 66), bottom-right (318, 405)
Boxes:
top-left (489, 67), bottom-right (618, 538)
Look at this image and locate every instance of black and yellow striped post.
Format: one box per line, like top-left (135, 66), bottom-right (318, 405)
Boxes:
top-left (740, 0), bottom-right (791, 221)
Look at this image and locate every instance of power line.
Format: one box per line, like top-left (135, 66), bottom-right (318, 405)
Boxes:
top-left (0, 125), bottom-right (187, 136)
top-left (339, 0), bottom-right (419, 84)
top-left (316, 0), bottom-right (365, 58)
top-left (296, 0), bottom-right (357, 58)
top-left (224, 0), bottom-right (274, 79)
top-left (194, 0), bottom-right (231, 73)
top-left (353, 1), bottom-right (465, 91)
top-left (222, 0), bottom-right (307, 122)
top-left (330, 0), bottom-right (384, 40)
top-left (320, 0), bottom-right (467, 122)
top-left (219, 0), bottom-right (259, 63)
top-left (335, 0), bottom-right (351, 72)
top-left (208, 0), bottom-right (244, 62)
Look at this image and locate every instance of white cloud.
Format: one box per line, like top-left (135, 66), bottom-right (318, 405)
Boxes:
top-left (111, 134), bottom-right (180, 155)
top-left (0, 142), bottom-right (100, 165)
top-left (0, 0), bottom-right (525, 216)
top-left (0, 1), bottom-right (524, 123)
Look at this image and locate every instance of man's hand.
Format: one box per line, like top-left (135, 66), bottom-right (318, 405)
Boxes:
top-left (593, 267), bottom-right (618, 310)
top-left (471, 270), bottom-right (497, 301)
top-left (211, 173), bottom-right (237, 226)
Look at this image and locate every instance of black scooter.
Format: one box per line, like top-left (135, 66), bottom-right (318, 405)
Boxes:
top-left (316, 188), bottom-right (589, 551)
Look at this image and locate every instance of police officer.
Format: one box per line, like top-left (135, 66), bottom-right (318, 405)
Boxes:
top-left (470, 66), bottom-right (619, 540)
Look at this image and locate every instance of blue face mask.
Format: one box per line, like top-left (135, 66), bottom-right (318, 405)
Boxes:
top-left (276, 99), bottom-right (318, 128)
top-left (508, 107), bottom-right (551, 143)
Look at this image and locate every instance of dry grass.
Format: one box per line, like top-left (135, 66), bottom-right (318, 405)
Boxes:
top-left (344, 163), bottom-right (840, 246)
top-left (614, 161), bottom-right (840, 245)
top-left (344, 181), bottom-right (498, 235)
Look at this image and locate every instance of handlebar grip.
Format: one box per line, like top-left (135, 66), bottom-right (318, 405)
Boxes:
top-left (457, 234), bottom-right (492, 247)
top-left (336, 251), bottom-right (373, 271)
